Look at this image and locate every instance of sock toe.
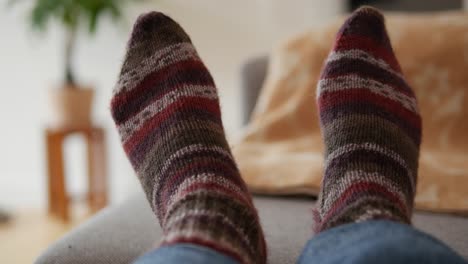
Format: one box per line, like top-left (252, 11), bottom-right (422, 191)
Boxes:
top-left (354, 6), bottom-right (385, 21)
top-left (336, 6), bottom-right (393, 52)
top-left (113, 11), bottom-right (199, 99)
top-left (129, 11), bottom-right (192, 48)
top-left (343, 6), bottom-right (385, 35)
top-left (324, 6), bottom-right (405, 87)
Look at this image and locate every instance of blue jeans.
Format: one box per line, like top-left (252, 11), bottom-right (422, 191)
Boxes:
top-left (134, 220), bottom-right (467, 264)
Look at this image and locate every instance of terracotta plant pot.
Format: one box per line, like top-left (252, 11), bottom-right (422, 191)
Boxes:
top-left (47, 85), bottom-right (95, 129)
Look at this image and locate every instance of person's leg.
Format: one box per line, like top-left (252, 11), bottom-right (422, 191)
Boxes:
top-left (135, 244), bottom-right (238, 264)
top-left (299, 6), bottom-right (466, 264)
top-left (298, 220), bottom-right (467, 264)
top-left (111, 12), bottom-right (266, 264)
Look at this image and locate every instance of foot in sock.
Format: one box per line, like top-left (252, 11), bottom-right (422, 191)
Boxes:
top-left (315, 7), bottom-right (422, 232)
top-left (110, 12), bottom-right (266, 264)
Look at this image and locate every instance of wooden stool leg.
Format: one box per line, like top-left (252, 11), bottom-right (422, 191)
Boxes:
top-left (46, 132), bottom-right (57, 216)
top-left (46, 131), bottom-right (69, 221)
top-left (86, 129), bottom-right (108, 213)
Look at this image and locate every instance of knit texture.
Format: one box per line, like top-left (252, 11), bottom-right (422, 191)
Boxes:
top-left (110, 12), bottom-right (266, 264)
top-left (315, 7), bottom-right (422, 232)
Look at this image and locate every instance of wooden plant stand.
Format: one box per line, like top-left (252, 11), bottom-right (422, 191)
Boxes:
top-left (45, 127), bottom-right (107, 221)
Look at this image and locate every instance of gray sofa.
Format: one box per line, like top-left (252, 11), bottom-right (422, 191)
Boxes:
top-left (36, 57), bottom-right (468, 264)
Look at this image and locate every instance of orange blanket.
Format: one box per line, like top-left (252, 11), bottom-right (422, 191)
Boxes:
top-left (233, 11), bottom-right (468, 214)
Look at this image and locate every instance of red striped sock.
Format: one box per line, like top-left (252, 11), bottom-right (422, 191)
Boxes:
top-left (110, 12), bottom-right (266, 264)
top-left (315, 7), bottom-right (422, 232)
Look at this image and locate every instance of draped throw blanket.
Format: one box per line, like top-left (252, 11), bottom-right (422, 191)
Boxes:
top-left (233, 11), bottom-right (468, 214)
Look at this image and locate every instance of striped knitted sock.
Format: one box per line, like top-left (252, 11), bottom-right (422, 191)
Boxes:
top-left (110, 12), bottom-right (266, 264)
top-left (315, 7), bottom-right (422, 232)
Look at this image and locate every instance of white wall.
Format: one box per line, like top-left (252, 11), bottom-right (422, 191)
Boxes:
top-left (0, 0), bottom-right (344, 209)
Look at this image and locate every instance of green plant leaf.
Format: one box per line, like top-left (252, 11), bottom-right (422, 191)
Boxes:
top-left (12, 0), bottom-right (145, 33)
top-left (11, 0), bottom-right (149, 85)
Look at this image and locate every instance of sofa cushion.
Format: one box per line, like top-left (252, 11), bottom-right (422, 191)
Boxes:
top-left (36, 194), bottom-right (468, 264)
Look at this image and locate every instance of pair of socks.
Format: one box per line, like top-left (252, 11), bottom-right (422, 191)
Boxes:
top-left (111, 7), bottom-right (421, 264)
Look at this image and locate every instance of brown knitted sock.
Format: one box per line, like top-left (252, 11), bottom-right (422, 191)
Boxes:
top-left (111, 12), bottom-right (266, 264)
top-left (315, 7), bottom-right (422, 232)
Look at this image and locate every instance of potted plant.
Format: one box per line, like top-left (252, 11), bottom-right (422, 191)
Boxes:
top-left (12, 0), bottom-right (140, 129)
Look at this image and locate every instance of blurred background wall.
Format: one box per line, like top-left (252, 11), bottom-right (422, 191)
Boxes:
top-left (1, 0), bottom-right (466, 210)
top-left (0, 0), bottom-right (345, 209)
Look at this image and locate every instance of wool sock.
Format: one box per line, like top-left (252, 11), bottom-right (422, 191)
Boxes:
top-left (315, 7), bottom-right (422, 232)
top-left (110, 12), bottom-right (266, 264)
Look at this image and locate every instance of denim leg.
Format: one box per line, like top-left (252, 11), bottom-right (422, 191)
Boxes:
top-left (134, 243), bottom-right (239, 264)
top-left (298, 220), bottom-right (467, 264)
